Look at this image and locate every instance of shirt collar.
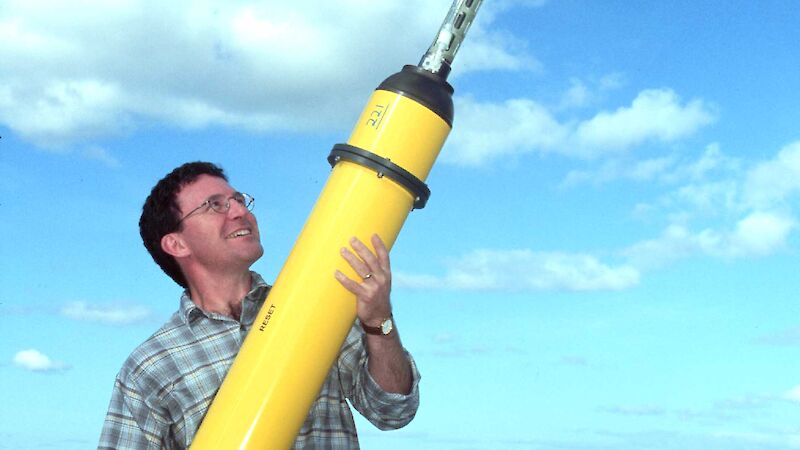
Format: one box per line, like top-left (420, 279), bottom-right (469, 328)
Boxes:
top-left (180, 271), bottom-right (271, 326)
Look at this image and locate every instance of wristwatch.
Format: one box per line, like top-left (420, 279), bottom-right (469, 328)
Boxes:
top-left (361, 316), bottom-right (394, 336)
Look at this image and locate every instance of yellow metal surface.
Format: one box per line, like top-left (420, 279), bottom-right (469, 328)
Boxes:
top-left (349, 89), bottom-right (451, 180)
top-left (189, 88), bottom-right (451, 450)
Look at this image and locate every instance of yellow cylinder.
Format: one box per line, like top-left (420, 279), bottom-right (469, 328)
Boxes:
top-left (190, 66), bottom-right (454, 449)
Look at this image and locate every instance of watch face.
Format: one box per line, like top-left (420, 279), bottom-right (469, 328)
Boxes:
top-left (381, 318), bottom-right (393, 335)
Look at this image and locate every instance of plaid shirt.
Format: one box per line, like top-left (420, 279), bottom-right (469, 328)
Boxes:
top-left (98, 272), bottom-right (420, 449)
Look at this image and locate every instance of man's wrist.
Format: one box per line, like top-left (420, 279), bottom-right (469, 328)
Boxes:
top-left (360, 316), bottom-right (394, 336)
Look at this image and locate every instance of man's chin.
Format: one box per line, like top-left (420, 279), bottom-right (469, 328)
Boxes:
top-left (246, 245), bottom-right (265, 264)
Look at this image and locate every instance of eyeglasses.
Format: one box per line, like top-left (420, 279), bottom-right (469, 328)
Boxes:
top-left (178, 192), bottom-right (255, 225)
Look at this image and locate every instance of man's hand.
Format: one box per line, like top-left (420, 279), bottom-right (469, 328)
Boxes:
top-left (334, 233), bottom-right (412, 394)
top-left (334, 234), bottom-right (393, 327)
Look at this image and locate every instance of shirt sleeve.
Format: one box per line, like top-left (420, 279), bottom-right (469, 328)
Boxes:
top-left (337, 323), bottom-right (421, 430)
top-left (98, 373), bottom-right (174, 450)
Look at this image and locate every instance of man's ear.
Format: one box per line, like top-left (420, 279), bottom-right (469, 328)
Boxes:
top-left (161, 232), bottom-right (191, 258)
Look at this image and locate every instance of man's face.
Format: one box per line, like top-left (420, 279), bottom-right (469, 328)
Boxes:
top-left (174, 174), bottom-right (264, 273)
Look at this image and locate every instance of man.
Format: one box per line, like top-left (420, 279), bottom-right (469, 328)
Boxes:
top-left (99, 162), bottom-right (420, 449)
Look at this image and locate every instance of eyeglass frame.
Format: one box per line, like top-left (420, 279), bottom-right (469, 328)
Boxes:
top-left (177, 192), bottom-right (255, 225)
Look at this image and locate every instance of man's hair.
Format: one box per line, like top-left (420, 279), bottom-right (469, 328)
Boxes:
top-left (139, 161), bottom-right (228, 288)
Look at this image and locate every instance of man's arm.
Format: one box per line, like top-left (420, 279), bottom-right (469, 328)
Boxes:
top-left (98, 374), bottom-right (170, 449)
top-left (362, 325), bottom-right (413, 394)
top-left (334, 234), bottom-right (412, 393)
top-left (335, 323), bottom-right (421, 431)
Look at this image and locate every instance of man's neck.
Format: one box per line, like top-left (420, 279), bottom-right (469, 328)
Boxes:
top-left (186, 269), bottom-right (253, 320)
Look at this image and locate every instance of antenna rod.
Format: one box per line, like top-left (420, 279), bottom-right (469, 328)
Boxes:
top-left (418, 0), bottom-right (485, 79)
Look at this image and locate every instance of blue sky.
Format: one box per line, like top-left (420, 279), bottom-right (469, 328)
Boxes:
top-left (1, 0), bottom-right (799, 448)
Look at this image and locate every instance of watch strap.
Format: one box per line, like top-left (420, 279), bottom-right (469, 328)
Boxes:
top-left (360, 316), bottom-right (393, 335)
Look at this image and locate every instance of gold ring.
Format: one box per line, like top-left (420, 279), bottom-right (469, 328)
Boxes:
top-left (362, 273), bottom-right (373, 280)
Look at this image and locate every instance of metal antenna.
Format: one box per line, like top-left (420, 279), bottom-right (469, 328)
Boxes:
top-left (418, 0), bottom-right (485, 78)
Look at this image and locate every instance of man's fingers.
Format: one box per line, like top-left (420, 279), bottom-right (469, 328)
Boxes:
top-left (335, 270), bottom-right (364, 294)
top-left (349, 237), bottom-right (381, 271)
top-left (371, 234), bottom-right (391, 273)
top-left (340, 246), bottom-right (371, 279)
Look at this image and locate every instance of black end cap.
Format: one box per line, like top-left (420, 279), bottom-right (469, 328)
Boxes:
top-left (377, 65), bottom-right (455, 127)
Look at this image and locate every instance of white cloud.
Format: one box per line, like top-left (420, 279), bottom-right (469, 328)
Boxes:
top-left (0, 0), bottom-right (537, 148)
top-left (571, 89), bottom-right (716, 157)
top-left (428, 141), bottom-right (798, 288)
top-left (472, 0), bottom-right (549, 26)
top-left (561, 155), bottom-right (678, 187)
top-left (560, 78), bottom-right (591, 109)
top-left (743, 141), bottom-right (800, 209)
top-left (395, 249), bottom-right (639, 292)
top-left (600, 404), bottom-right (667, 416)
top-left (4, 1), bottom-right (714, 168)
top-left (559, 355), bottom-right (589, 367)
top-left (730, 211), bottom-right (796, 257)
top-left (786, 386), bottom-right (800, 403)
top-left (558, 73), bottom-right (625, 110)
top-left (677, 142), bottom-right (737, 182)
top-left (13, 349), bottom-right (70, 372)
top-left (81, 146), bottom-right (121, 167)
top-left (623, 211), bottom-right (795, 269)
top-left (60, 301), bottom-right (151, 325)
top-left (598, 72), bottom-right (625, 91)
top-left (563, 143), bottom-right (739, 189)
top-left (444, 96), bottom-right (568, 166)
top-left (454, 27), bottom-right (541, 74)
top-left (756, 327), bottom-right (800, 346)
top-left (444, 88), bottom-right (715, 166)
top-left (623, 224), bottom-right (711, 269)
top-left (0, 79), bottom-right (131, 148)
top-left (711, 430), bottom-right (800, 450)
top-left (617, 140), bottom-right (800, 270)
top-left (672, 179), bottom-right (740, 216)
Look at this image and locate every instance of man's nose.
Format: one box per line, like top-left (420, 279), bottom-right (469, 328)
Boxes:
top-left (227, 199), bottom-right (249, 219)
